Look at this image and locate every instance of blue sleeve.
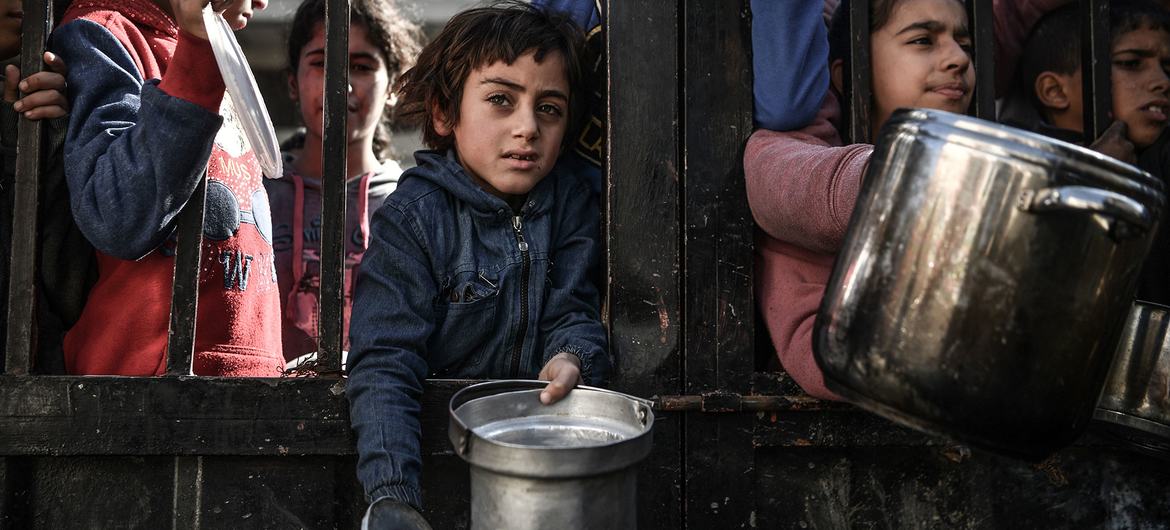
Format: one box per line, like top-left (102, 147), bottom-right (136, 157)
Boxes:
top-left (539, 172), bottom-right (609, 386)
top-left (49, 20), bottom-right (223, 260)
top-left (531, 0), bottom-right (601, 29)
top-left (751, 0), bottom-right (830, 131)
top-left (346, 203), bottom-right (434, 510)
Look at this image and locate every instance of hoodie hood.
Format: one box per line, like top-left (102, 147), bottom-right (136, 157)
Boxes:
top-left (403, 150), bottom-right (556, 218)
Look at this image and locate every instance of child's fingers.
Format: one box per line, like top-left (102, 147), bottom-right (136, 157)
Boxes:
top-left (14, 90), bottom-right (69, 120)
top-left (3, 64), bottom-right (19, 103)
top-left (539, 361), bottom-right (581, 405)
top-left (19, 71), bottom-right (67, 93)
top-left (42, 51), bottom-right (68, 75)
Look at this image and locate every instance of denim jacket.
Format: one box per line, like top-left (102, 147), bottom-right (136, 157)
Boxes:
top-left (346, 150), bottom-right (609, 508)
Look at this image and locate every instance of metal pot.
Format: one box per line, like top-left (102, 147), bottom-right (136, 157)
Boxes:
top-left (1095, 301), bottom-right (1170, 460)
top-left (448, 380), bottom-right (654, 530)
top-left (814, 109), bottom-right (1165, 458)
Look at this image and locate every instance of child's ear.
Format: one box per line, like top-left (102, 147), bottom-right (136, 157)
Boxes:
top-left (1035, 71), bottom-right (1072, 111)
top-left (431, 100), bottom-right (453, 136)
top-left (830, 58), bottom-right (846, 96)
top-left (287, 73), bottom-right (299, 102)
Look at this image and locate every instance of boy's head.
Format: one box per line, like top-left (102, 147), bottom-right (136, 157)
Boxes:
top-left (1020, 1), bottom-right (1170, 148)
top-left (828, 0), bottom-right (974, 139)
top-left (395, 1), bottom-right (586, 205)
top-left (286, 0), bottom-right (421, 158)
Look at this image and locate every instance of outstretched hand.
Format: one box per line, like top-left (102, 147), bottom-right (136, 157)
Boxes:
top-left (537, 352), bottom-right (583, 405)
top-left (4, 52), bottom-right (69, 120)
top-left (171, 0), bottom-right (256, 39)
top-left (1089, 120), bottom-right (1137, 165)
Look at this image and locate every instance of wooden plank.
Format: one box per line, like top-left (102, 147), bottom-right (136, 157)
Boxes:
top-left (4, 0), bottom-right (53, 375)
top-left (165, 179), bottom-right (206, 376)
top-left (317, 0), bottom-right (351, 373)
top-left (682, 1), bottom-right (755, 528)
top-left (0, 377), bottom-right (474, 456)
top-left (607, 1), bottom-right (683, 528)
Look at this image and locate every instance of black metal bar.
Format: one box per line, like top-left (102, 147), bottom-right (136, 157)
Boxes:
top-left (847, 0), bottom-right (872, 144)
top-left (1083, 0), bottom-right (1111, 139)
top-left (968, 0), bottom-right (995, 120)
top-left (171, 456), bottom-right (203, 530)
top-left (164, 179), bottom-right (206, 376)
top-left (317, 0), bottom-right (349, 374)
top-left (4, 0), bottom-right (52, 375)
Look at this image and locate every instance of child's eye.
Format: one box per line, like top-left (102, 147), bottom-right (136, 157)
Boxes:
top-left (908, 36), bottom-right (933, 46)
top-left (537, 103), bottom-right (564, 117)
top-left (487, 94), bottom-right (510, 106)
top-left (1114, 58), bottom-right (1142, 69)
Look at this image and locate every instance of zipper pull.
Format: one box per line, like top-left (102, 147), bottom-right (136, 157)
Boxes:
top-left (512, 215), bottom-right (528, 252)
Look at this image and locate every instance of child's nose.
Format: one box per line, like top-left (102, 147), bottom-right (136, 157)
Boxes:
top-left (252, 0), bottom-right (268, 11)
top-left (512, 108), bottom-right (540, 140)
top-left (941, 40), bottom-right (971, 72)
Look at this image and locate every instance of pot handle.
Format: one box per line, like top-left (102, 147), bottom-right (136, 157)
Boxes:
top-left (1019, 186), bottom-right (1154, 235)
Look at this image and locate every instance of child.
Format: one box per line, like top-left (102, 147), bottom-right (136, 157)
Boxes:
top-left (745, 0), bottom-right (1056, 400)
top-left (266, 0), bottom-right (420, 364)
top-left (48, 0), bottom-right (284, 376)
top-left (1001, 1), bottom-right (1170, 302)
top-left (345, 1), bottom-right (608, 522)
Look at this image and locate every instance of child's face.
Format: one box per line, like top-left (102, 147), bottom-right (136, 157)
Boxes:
top-left (290, 22), bottom-right (392, 152)
top-left (870, 0), bottom-right (974, 132)
top-left (1110, 26), bottom-right (1170, 148)
top-left (436, 50), bottom-right (570, 206)
top-left (0, 0), bottom-right (22, 58)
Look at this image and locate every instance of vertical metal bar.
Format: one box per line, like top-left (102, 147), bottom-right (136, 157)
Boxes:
top-left (172, 455), bottom-right (203, 529)
top-left (1083, 0), bottom-right (1111, 139)
top-left (4, 0), bottom-right (52, 375)
top-left (846, 0), bottom-right (872, 144)
top-left (967, 0), bottom-right (995, 120)
top-left (164, 179), bottom-right (206, 376)
top-left (318, 0), bottom-right (349, 373)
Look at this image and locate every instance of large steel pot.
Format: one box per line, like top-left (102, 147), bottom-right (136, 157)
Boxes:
top-left (1095, 301), bottom-right (1170, 460)
top-left (814, 108), bottom-right (1165, 458)
top-left (448, 380), bottom-right (654, 530)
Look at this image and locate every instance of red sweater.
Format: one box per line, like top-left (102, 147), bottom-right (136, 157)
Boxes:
top-left (59, 0), bottom-right (283, 376)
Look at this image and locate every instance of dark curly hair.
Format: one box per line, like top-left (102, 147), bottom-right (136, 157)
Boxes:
top-left (286, 0), bottom-right (423, 158)
top-left (393, 0), bottom-right (587, 151)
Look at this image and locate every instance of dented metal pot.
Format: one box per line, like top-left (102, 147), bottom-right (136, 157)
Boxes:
top-left (449, 380), bottom-right (654, 529)
top-left (815, 109), bottom-right (1165, 458)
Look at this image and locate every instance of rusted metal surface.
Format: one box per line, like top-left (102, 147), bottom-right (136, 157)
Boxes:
top-left (1082, 0), bottom-right (1111, 139)
top-left (846, 0), bottom-right (872, 144)
top-left (967, 0), bottom-right (995, 120)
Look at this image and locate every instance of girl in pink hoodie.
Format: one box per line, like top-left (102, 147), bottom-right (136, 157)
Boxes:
top-left (745, 0), bottom-right (1064, 400)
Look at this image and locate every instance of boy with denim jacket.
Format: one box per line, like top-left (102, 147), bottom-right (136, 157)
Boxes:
top-left (346, 2), bottom-right (609, 524)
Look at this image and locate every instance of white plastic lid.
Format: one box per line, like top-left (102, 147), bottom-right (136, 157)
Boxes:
top-left (202, 7), bottom-right (282, 179)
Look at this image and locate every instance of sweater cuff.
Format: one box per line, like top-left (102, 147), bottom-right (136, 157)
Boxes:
top-left (157, 30), bottom-right (225, 113)
top-left (369, 485), bottom-right (423, 512)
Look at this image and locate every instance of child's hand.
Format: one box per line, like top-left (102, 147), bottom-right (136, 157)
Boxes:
top-left (171, 0), bottom-right (255, 39)
top-left (4, 52), bottom-right (69, 120)
top-left (1089, 120), bottom-right (1137, 165)
top-left (537, 352), bottom-right (583, 405)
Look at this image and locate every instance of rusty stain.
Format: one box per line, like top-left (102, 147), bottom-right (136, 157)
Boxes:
top-left (941, 444), bottom-right (971, 464)
top-left (793, 438), bottom-right (813, 446)
top-left (658, 302), bottom-right (670, 345)
top-left (1033, 455), bottom-right (1069, 487)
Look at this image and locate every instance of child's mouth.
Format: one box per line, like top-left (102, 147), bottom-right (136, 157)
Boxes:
top-left (503, 152), bottom-right (538, 169)
top-left (1142, 103), bottom-right (1168, 122)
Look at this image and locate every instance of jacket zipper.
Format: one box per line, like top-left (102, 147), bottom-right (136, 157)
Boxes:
top-left (510, 215), bottom-right (530, 377)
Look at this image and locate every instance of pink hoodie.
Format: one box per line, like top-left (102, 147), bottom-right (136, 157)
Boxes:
top-left (746, 0), bottom-right (1070, 400)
